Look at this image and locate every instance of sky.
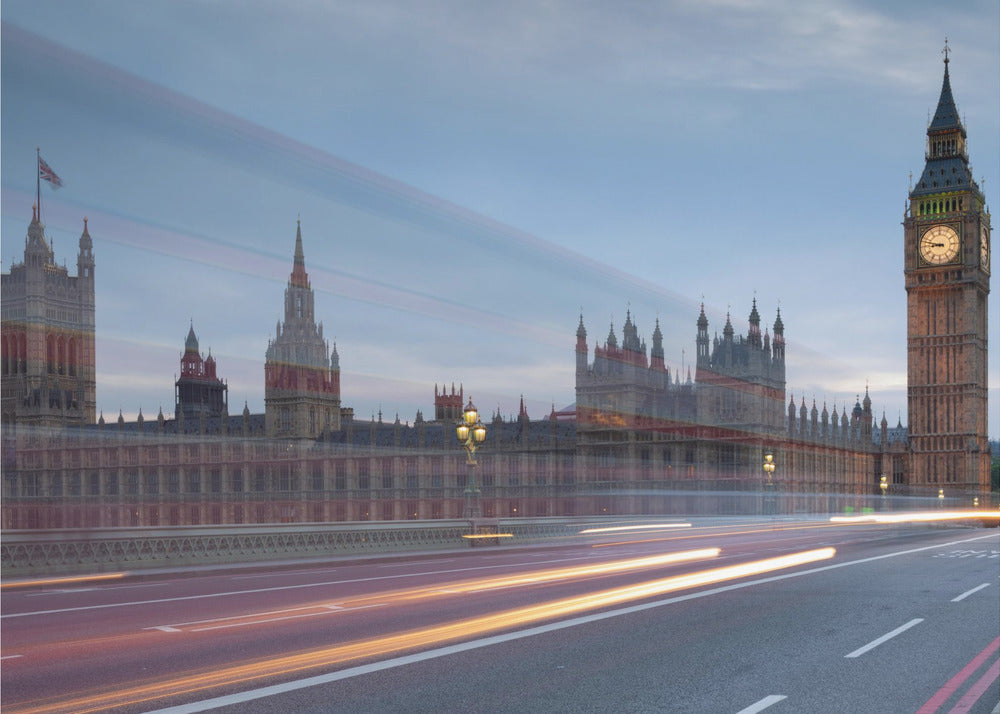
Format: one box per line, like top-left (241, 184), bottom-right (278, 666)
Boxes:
top-left (2, 0), bottom-right (998, 436)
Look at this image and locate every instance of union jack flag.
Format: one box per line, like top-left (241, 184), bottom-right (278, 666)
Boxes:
top-left (38, 156), bottom-right (62, 188)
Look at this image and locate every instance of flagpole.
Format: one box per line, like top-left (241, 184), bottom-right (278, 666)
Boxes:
top-left (36, 147), bottom-right (41, 222)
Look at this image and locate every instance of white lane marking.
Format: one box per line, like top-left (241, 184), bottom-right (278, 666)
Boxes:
top-left (736, 695), bottom-right (787, 714)
top-left (952, 583), bottom-right (990, 602)
top-left (231, 568), bottom-right (340, 580)
top-left (377, 559), bottom-right (457, 568)
top-left (191, 610), bottom-right (341, 632)
top-left (25, 583), bottom-right (162, 596)
top-left (844, 619), bottom-right (924, 658)
top-left (1, 554), bottom-right (598, 620)
top-left (145, 534), bottom-right (999, 714)
top-left (146, 603), bottom-right (382, 634)
top-left (0, 654), bottom-right (24, 660)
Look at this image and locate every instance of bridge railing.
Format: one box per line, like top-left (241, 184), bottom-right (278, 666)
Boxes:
top-left (1, 517), bottom-right (597, 578)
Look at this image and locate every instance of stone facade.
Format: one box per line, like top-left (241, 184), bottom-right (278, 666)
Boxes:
top-left (903, 51), bottom-right (991, 496)
top-left (264, 221), bottom-right (341, 439)
top-left (0, 53), bottom-right (990, 530)
top-left (1, 208), bottom-right (96, 428)
top-left (175, 324), bottom-right (228, 423)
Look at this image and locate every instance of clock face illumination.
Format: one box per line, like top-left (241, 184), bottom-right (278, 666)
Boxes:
top-left (981, 225), bottom-right (991, 273)
top-left (919, 224), bottom-right (960, 265)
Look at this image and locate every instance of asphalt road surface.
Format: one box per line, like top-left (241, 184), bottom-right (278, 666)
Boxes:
top-left (2, 517), bottom-right (998, 713)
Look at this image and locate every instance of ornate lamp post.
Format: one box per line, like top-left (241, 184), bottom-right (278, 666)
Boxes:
top-left (763, 451), bottom-right (776, 515)
top-left (879, 474), bottom-right (887, 510)
top-left (456, 398), bottom-right (486, 518)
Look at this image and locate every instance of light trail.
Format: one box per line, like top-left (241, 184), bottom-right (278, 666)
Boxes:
top-left (579, 523), bottom-right (691, 534)
top-left (8, 547), bottom-right (834, 714)
top-left (830, 511), bottom-right (1000, 524)
top-left (330, 548), bottom-right (721, 605)
top-left (142, 549), bottom-right (723, 633)
top-left (1, 573), bottom-right (127, 590)
top-left (589, 520), bottom-right (862, 548)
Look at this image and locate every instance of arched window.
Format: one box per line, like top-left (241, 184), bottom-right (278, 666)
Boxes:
top-left (57, 336), bottom-right (66, 375)
top-left (68, 339), bottom-right (77, 377)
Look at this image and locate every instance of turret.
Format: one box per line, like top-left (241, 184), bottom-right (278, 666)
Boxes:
top-left (77, 217), bottom-right (94, 282)
top-left (696, 303), bottom-right (709, 366)
top-left (650, 318), bottom-right (666, 372)
top-left (748, 298), bottom-right (762, 349)
top-left (772, 308), bottom-right (785, 362)
top-left (576, 313), bottom-right (588, 376)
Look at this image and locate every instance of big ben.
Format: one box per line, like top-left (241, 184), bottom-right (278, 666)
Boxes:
top-left (904, 45), bottom-right (990, 499)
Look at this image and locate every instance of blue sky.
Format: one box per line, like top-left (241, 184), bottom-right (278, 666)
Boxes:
top-left (2, 0), bottom-right (998, 435)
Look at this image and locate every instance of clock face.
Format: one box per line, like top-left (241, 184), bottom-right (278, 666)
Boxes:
top-left (981, 225), bottom-right (991, 273)
top-left (919, 224), bottom-right (960, 265)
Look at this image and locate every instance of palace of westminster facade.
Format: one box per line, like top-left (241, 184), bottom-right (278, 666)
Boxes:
top-left (0, 56), bottom-right (991, 528)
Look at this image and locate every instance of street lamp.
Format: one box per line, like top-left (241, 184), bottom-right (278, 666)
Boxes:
top-left (879, 474), bottom-right (887, 509)
top-left (456, 397), bottom-right (486, 518)
top-left (938, 488), bottom-right (944, 509)
top-left (763, 451), bottom-right (776, 515)
top-left (763, 452), bottom-right (775, 484)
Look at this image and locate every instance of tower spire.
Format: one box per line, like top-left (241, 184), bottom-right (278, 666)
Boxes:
top-left (291, 217), bottom-right (309, 288)
top-left (929, 40), bottom-right (961, 133)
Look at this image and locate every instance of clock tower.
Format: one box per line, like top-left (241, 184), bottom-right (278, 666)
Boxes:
top-left (904, 45), bottom-right (991, 499)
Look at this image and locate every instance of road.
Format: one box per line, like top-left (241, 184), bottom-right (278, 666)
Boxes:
top-left (2, 518), bottom-right (998, 713)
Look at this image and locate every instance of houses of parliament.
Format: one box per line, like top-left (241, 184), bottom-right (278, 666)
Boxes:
top-left (0, 55), bottom-right (991, 529)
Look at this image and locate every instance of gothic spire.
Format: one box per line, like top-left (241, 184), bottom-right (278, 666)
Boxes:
top-left (290, 218), bottom-right (309, 288)
top-left (929, 41), bottom-right (962, 133)
top-left (185, 322), bottom-right (199, 354)
top-left (911, 44), bottom-right (977, 199)
top-left (748, 297), bottom-right (761, 347)
top-left (651, 317), bottom-right (664, 360)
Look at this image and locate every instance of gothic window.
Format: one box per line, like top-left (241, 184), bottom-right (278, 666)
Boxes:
top-left (278, 466), bottom-right (293, 492)
top-left (21, 475), bottom-right (39, 498)
top-left (231, 468), bottom-right (244, 492)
